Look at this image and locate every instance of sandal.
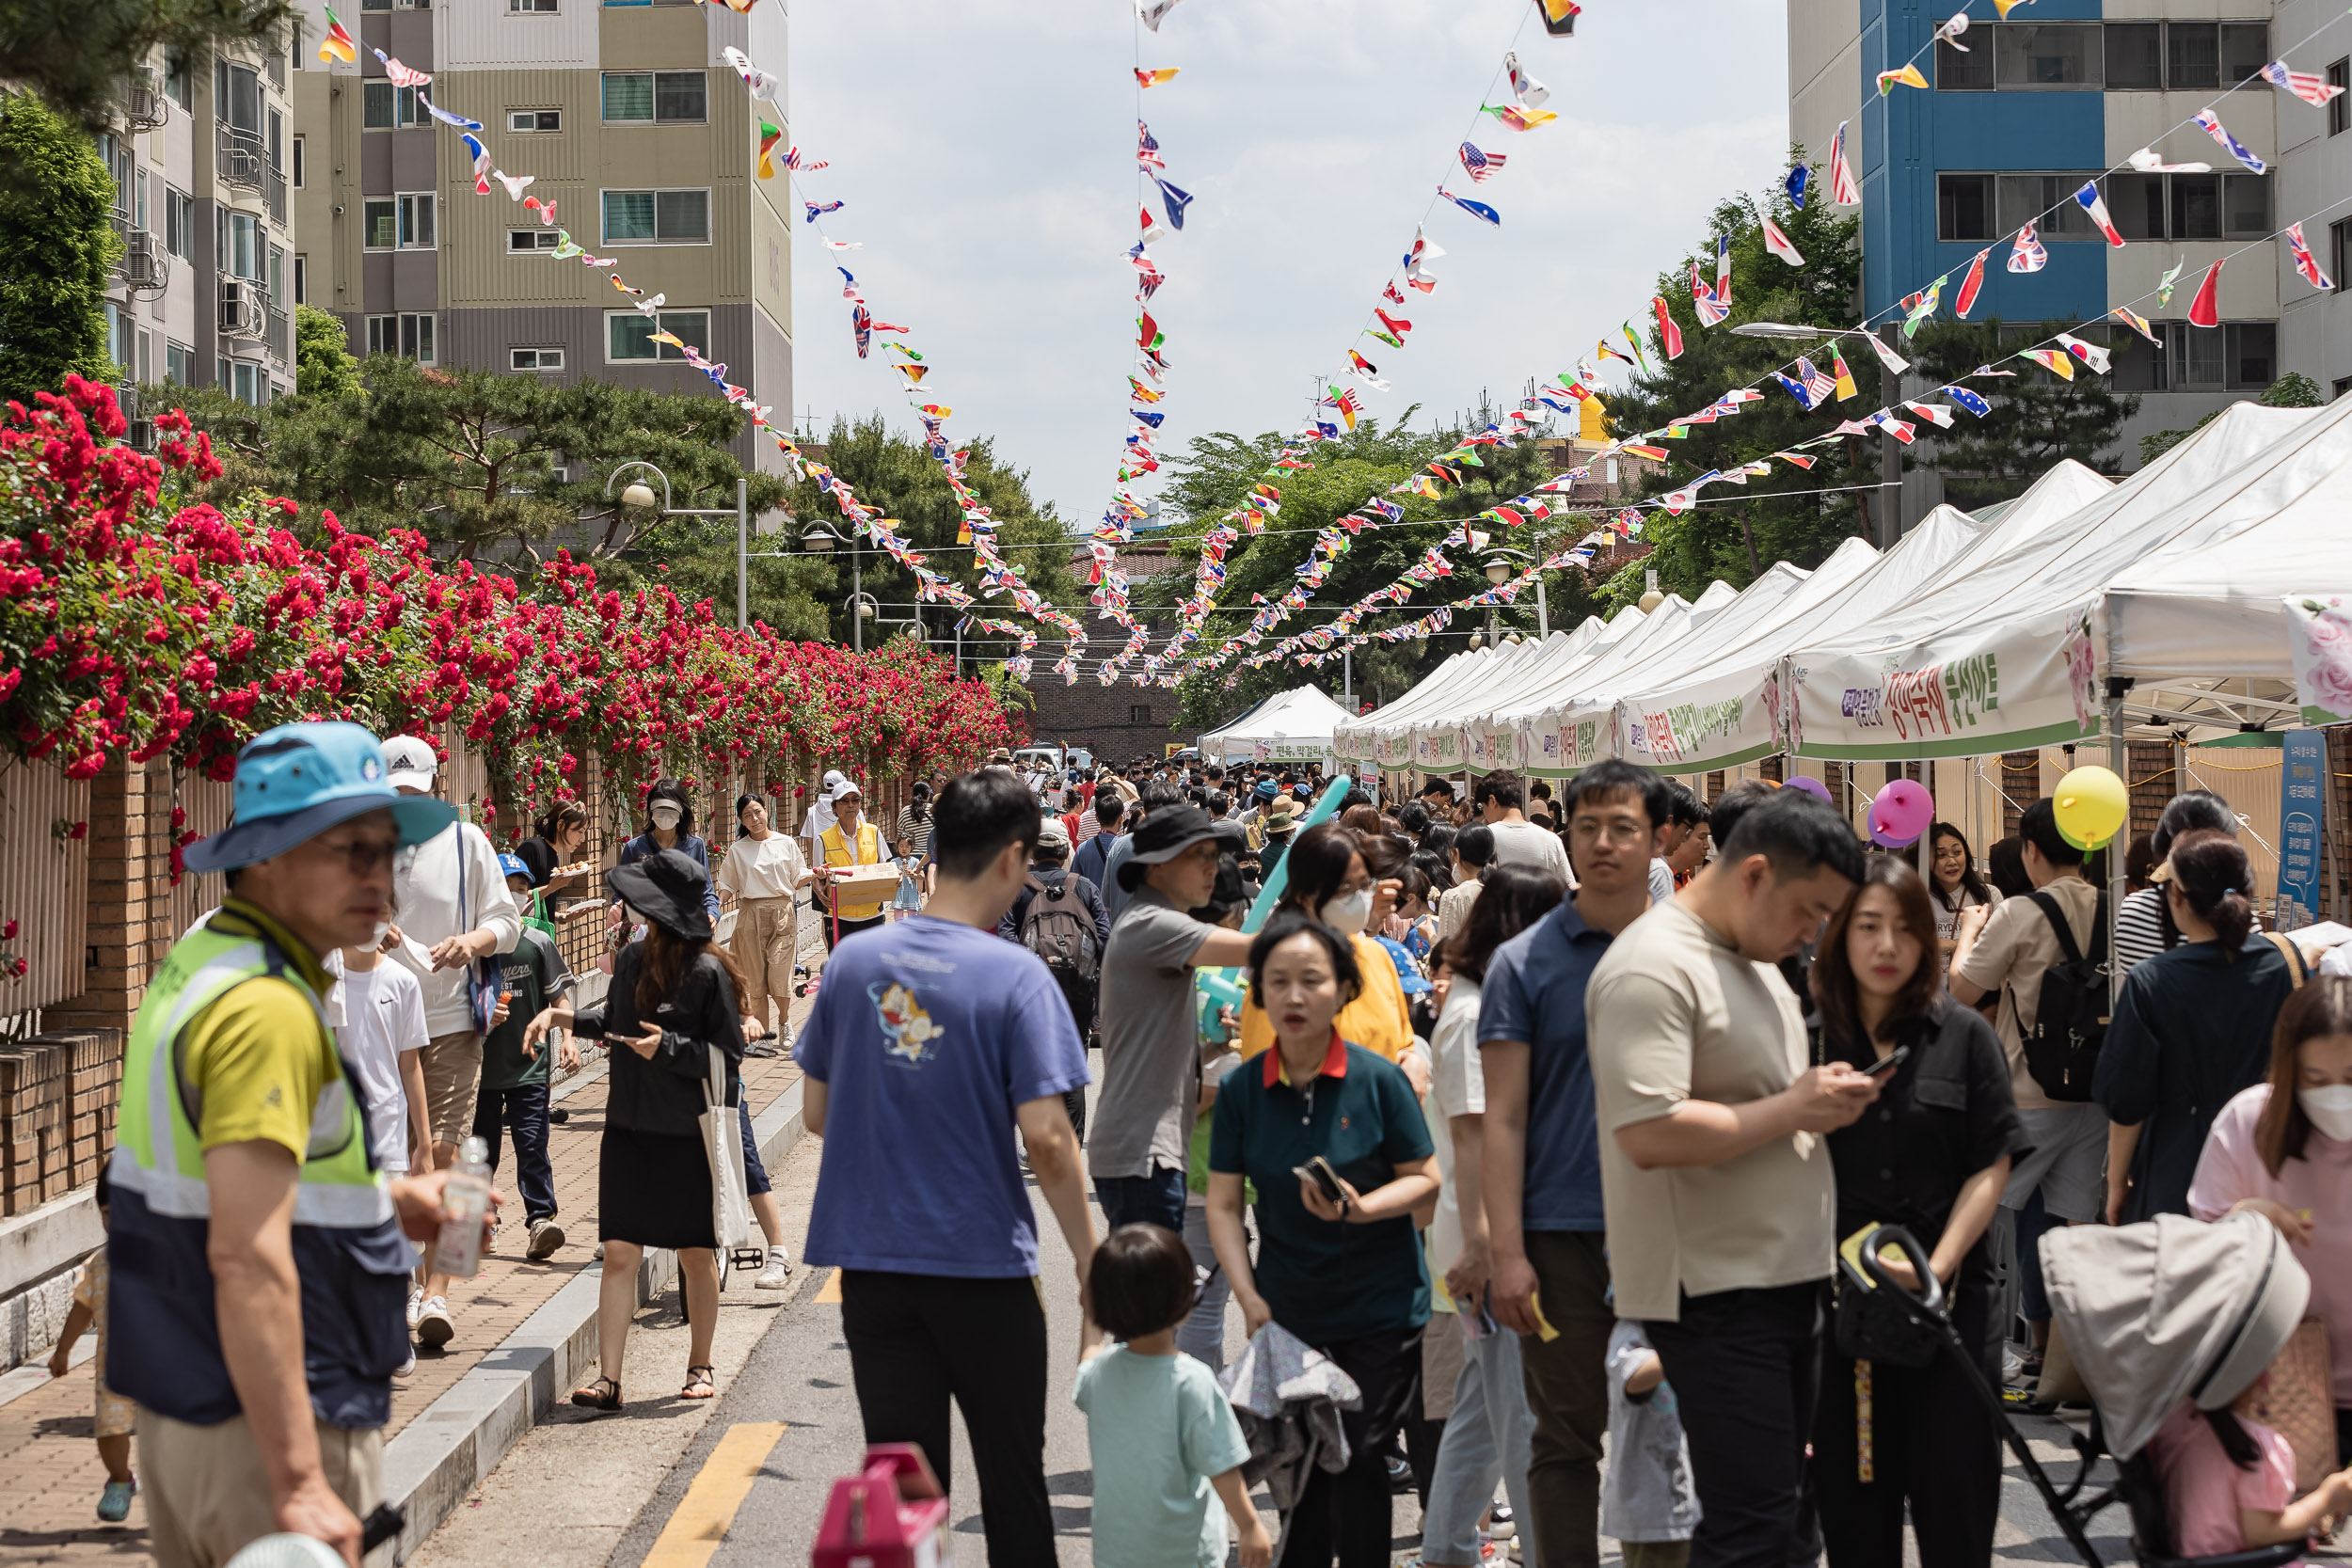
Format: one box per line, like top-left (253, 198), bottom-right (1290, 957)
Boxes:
top-left (570, 1376), bottom-right (622, 1412)
top-left (681, 1365), bottom-right (716, 1401)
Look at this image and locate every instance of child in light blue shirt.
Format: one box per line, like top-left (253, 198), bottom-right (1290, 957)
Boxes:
top-left (1074, 1225), bottom-right (1272, 1568)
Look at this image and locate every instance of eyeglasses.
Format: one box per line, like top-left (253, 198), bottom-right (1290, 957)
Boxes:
top-left (301, 834), bottom-right (405, 876)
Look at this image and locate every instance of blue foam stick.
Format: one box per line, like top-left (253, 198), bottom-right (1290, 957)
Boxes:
top-left (1197, 776), bottom-right (1357, 1042)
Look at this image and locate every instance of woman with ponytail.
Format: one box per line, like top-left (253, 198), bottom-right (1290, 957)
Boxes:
top-left (2095, 830), bottom-right (2299, 1224)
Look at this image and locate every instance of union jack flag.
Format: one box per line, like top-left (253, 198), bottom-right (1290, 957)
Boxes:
top-left (2289, 222), bottom-right (2334, 290)
top-left (1458, 142), bottom-right (1507, 183)
top-left (1692, 262), bottom-right (1729, 326)
top-left (2262, 60), bottom-right (2345, 105)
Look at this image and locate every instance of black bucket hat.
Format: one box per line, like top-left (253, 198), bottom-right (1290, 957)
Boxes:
top-left (1118, 804), bottom-right (1244, 892)
top-left (606, 848), bottom-right (715, 942)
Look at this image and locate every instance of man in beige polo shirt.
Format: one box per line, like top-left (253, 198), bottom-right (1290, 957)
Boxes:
top-left (1586, 789), bottom-right (1880, 1568)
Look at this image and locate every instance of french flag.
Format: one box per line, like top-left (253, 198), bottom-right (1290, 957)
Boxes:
top-left (2074, 182), bottom-right (2125, 247)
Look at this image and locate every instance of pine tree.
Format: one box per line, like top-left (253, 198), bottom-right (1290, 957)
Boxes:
top-left (1905, 319), bottom-right (2140, 505)
top-left (0, 93), bottom-right (119, 407)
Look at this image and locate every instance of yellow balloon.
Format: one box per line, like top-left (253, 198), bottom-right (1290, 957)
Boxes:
top-left (2052, 765), bottom-right (2127, 850)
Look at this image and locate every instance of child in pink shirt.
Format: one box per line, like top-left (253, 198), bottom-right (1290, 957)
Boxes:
top-left (2148, 1376), bottom-right (2352, 1557)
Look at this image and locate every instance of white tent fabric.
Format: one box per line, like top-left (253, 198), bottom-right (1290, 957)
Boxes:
top-left (1788, 404), bottom-right (2328, 760)
top-left (1591, 459), bottom-right (2116, 774)
top-left (1337, 616), bottom-right (1613, 768)
top-left (1200, 684), bottom-right (1356, 764)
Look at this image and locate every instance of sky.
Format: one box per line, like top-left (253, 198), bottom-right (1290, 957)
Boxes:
top-left (783, 0), bottom-right (1791, 529)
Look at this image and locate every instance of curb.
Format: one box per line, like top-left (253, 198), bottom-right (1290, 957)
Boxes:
top-left (377, 1074), bottom-right (807, 1563)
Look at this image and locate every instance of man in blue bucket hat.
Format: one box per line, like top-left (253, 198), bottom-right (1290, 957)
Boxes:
top-left (107, 721), bottom-right (495, 1568)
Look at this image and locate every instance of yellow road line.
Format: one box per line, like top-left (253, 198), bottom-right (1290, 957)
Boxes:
top-left (642, 1421), bottom-right (786, 1568)
top-left (814, 1268), bottom-right (841, 1304)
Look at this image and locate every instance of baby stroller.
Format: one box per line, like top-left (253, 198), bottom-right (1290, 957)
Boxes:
top-left (1860, 1209), bottom-right (2313, 1568)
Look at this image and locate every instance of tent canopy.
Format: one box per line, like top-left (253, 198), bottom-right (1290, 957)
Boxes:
top-left (1200, 684), bottom-right (1355, 763)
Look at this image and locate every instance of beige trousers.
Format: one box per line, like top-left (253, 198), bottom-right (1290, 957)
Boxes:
top-left (139, 1407), bottom-right (384, 1568)
top-left (732, 896), bottom-right (797, 1026)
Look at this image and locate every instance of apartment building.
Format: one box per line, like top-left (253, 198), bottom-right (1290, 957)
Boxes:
top-left (93, 35), bottom-right (299, 425)
top-left (289, 0), bottom-right (792, 472)
top-left (1788, 0), bottom-right (2338, 513)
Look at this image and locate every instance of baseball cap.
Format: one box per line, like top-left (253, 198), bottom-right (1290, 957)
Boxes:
top-left (832, 778), bottom-right (864, 802)
top-left (380, 734), bottom-right (438, 793)
top-left (498, 853), bottom-right (532, 881)
top-left (1036, 816), bottom-right (1072, 852)
top-left (183, 722), bottom-right (457, 875)
top-left (822, 769), bottom-right (847, 792)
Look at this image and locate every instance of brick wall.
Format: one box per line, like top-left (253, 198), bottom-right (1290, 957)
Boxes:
top-left (1025, 676), bottom-right (1203, 768)
top-left (0, 1030), bottom-right (120, 1216)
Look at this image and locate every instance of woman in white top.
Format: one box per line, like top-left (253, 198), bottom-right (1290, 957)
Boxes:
top-left (720, 794), bottom-right (812, 1039)
top-left (1927, 822), bottom-right (2002, 962)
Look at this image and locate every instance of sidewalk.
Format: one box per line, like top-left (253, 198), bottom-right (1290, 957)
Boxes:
top-left (0, 919), bottom-right (829, 1567)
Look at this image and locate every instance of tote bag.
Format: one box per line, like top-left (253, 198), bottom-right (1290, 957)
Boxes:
top-left (700, 1045), bottom-right (752, 1251)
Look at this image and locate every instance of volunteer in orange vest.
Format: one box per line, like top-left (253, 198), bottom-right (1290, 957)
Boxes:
top-left (818, 779), bottom-right (890, 949)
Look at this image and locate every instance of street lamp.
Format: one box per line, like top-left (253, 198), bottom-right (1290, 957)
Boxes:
top-left (1731, 322), bottom-right (1824, 341)
top-left (799, 520), bottom-right (872, 654)
top-left (606, 461), bottom-right (755, 631)
top-left (1480, 546), bottom-right (1549, 641)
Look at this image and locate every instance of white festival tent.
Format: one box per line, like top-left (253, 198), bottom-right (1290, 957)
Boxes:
top-left (1788, 402), bottom-right (2340, 761)
top-left (1199, 683), bottom-right (1356, 764)
top-left (1339, 618), bottom-right (1611, 770)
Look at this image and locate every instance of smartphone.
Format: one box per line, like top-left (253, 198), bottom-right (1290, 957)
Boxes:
top-left (1293, 1155), bottom-right (1345, 1207)
top-left (1864, 1046), bottom-right (1911, 1077)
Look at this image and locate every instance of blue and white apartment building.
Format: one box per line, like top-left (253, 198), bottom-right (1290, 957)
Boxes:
top-left (1791, 0), bottom-right (2352, 513)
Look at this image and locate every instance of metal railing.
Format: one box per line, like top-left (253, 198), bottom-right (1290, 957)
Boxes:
top-left (122, 71), bottom-right (167, 133)
top-left (264, 307), bottom-right (290, 361)
top-left (215, 126), bottom-right (264, 194)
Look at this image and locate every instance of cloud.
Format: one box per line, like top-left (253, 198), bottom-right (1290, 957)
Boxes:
top-left (786, 0), bottom-right (1788, 524)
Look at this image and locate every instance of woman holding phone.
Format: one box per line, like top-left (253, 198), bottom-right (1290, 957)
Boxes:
top-left (1207, 911), bottom-right (1439, 1568)
top-left (1808, 858), bottom-right (2026, 1568)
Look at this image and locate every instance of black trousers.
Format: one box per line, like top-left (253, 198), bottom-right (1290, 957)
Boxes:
top-left (1812, 1284), bottom-right (2001, 1568)
top-left (1284, 1324), bottom-right (1422, 1568)
top-left (838, 1270), bottom-right (1054, 1567)
top-left (823, 913), bottom-right (885, 951)
top-left (1645, 1281), bottom-right (1828, 1568)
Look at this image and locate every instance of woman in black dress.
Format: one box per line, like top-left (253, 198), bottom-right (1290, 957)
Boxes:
top-left (1810, 857), bottom-right (2028, 1568)
top-left (531, 848), bottom-right (746, 1409)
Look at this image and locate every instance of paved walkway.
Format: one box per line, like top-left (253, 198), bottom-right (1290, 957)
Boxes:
top-left (0, 921), bottom-right (826, 1567)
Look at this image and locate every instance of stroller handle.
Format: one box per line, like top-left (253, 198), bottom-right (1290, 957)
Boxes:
top-left (1857, 1222), bottom-right (1947, 1323)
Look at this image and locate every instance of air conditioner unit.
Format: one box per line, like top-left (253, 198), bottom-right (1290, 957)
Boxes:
top-left (123, 229), bottom-right (167, 292)
top-left (219, 277), bottom-right (263, 337)
top-left (126, 417), bottom-right (156, 452)
top-left (123, 70), bottom-right (168, 133)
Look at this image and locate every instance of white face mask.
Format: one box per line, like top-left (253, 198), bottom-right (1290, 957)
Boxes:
top-left (1320, 887), bottom-right (1375, 935)
top-left (2300, 1084), bottom-right (2352, 1142)
top-left (369, 920), bottom-right (392, 950)
top-left (650, 804), bottom-right (681, 831)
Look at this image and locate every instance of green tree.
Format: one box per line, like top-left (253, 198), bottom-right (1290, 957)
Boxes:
top-left (0, 92), bottom-right (119, 406)
top-left (1904, 319), bottom-right (2140, 504)
top-left (0, 2), bottom-right (289, 147)
top-left (2136, 370), bottom-right (2323, 465)
top-left (1607, 148), bottom-right (1881, 600)
top-left (293, 304), bottom-right (358, 398)
top-left (782, 413), bottom-right (1086, 655)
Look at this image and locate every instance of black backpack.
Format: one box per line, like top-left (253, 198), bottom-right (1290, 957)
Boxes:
top-left (1018, 874), bottom-right (1100, 983)
top-left (2017, 889), bottom-right (2109, 1102)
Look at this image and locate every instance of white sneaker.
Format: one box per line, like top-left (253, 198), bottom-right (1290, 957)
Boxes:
top-left (395, 1347), bottom-right (416, 1377)
top-left (754, 1254), bottom-right (794, 1290)
top-left (415, 1295), bottom-right (454, 1349)
top-left (406, 1288), bottom-right (423, 1331)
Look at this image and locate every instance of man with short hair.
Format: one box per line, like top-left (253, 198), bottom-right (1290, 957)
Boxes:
top-left (1650, 784), bottom-right (1710, 904)
top-left (114, 724), bottom-right (479, 1568)
top-left (1073, 793), bottom-right (1125, 886)
top-left (1419, 778), bottom-right (1458, 814)
top-left (1092, 804), bottom-right (1254, 1234)
top-left (1474, 769), bottom-right (1573, 883)
top-left (1587, 791), bottom-right (1879, 1568)
top-left (379, 735), bottom-right (520, 1351)
top-left (1476, 760), bottom-right (1664, 1568)
top-left (1099, 781), bottom-right (1186, 928)
top-left (795, 770), bottom-right (1097, 1567)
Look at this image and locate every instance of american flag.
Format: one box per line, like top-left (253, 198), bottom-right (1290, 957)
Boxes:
top-left (1458, 142), bottom-right (1507, 183)
top-left (2263, 60), bottom-right (2345, 105)
top-left (1796, 356), bottom-right (1836, 405)
top-left (1136, 120), bottom-right (1165, 170)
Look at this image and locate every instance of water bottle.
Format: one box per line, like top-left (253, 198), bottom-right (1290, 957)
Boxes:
top-left (432, 1136), bottom-right (493, 1279)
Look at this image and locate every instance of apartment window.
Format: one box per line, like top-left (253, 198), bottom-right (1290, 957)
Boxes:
top-left (2222, 23), bottom-right (2269, 84)
top-left (1996, 24), bottom-right (2102, 87)
top-left (294, 254), bottom-right (307, 305)
top-left (223, 360), bottom-right (263, 406)
top-left (1995, 173), bottom-right (2097, 239)
top-left (291, 19), bottom-right (304, 67)
top-left (1937, 173), bottom-right (1994, 241)
top-left (1130, 705), bottom-right (1152, 725)
top-left (2106, 23), bottom-right (2160, 88)
top-left (601, 188), bottom-right (709, 245)
top-left (601, 71), bottom-right (706, 122)
top-left (135, 168), bottom-right (148, 231)
top-left (164, 186), bottom-right (192, 258)
top-left (2335, 377), bottom-right (2352, 400)
top-left (511, 0), bottom-right (559, 9)
top-left (2169, 22), bottom-right (2220, 88)
top-left (508, 109), bottom-right (561, 133)
top-left (166, 341), bottom-right (192, 386)
top-left (1934, 37), bottom-right (1992, 90)
top-left (2167, 323), bottom-right (2275, 390)
top-left (269, 246), bottom-right (287, 310)
top-left (509, 228), bottom-right (561, 251)
top-left (218, 60), bottom-right (261, 134)
top-left (268, 108), bottom-right (283, 171)
top-left (226, 211), bottom-right (262, 279)
top-left (2334, 218), bottom-right (2352, 293)
top-left (511, 347), bottom-right (565, 370)
top-left (2332, 60), bottom-right (2350, 136)
top-left (164, 50), bottom-right (191, 110)
top-left (103, 303), bottom-right (127, 372)
top-left (607, 307), bottom-right (708, 361)
top-left (367, 312), bottom-right (437, 363)
top-left (292, 135), bottom-right (304, 187)
top-left (361, 195), bottom-right (434, 249)
top-left (362, 82), bottom-right (423, 129)
top-left (136, 329), bottom-right (151, 385)
top-left (2108, 171), bottom-right (2271, 240)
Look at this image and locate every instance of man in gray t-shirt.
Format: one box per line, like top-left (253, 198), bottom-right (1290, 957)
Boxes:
top-left (1090, 805), bottom-right (1252, 1234)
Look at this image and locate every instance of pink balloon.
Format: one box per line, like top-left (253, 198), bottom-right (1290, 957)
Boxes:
top-left (1784, 776), bottom-right (1834, 805)
top-left (1868, 779), bottom-right (1934, 847)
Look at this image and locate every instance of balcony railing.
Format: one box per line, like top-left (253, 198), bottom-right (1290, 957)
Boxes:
top-left (264, 307), bottom-right (290, 362)
top-left (216, 126), bottom-right (264, 195)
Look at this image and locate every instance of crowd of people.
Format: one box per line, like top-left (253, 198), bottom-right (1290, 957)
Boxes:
top-left (52, 715), bottom-right (2352, 1568)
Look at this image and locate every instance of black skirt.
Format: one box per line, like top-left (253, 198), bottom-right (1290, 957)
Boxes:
top-left (598, 1127), bottom-right (717, 1249)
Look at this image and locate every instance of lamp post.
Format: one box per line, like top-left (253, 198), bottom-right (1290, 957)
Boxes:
top-left (607, 462), bottom-right (755, 631)
top-left (1480, 547), bottom-right (1547, 641)
top-left (798, 520), bottom-right (876, 653)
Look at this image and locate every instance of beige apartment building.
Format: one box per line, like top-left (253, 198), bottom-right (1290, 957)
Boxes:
top-left (289, 0), bottom-right (793, 470)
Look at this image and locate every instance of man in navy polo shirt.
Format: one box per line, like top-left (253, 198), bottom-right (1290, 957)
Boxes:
top-left (1474, 759), bottom-right (1672, 1568)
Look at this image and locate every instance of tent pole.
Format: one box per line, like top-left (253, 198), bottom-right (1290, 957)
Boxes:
top-left (2106, 678), bottom-right (2129, 1006)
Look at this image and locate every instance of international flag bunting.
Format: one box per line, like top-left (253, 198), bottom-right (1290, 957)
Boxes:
top-left (1866, 331), bottom-right (1910, 375)
top-left (1870, 411), bottom-right (1918, 443)
top-left (1991, 0), bottom-right (2031, 13)
top-left (461, 133), bottom-right (493, 195)
top-left (1136, 120), bottom-right (1164, 169)
top-left (1507, 51), bottom-right (1549, 107)
top-left (1774, 451), bottom-right (1818, 469)
top-left (417, 93), bottom-right (482, 133)
top-left (1651, 296), bottom-right (1684, 359)
top-left (2074, 182), bottom-right (2125, 246)
top-left (850, 305), bottom-right (872, 358)
top-left (1714, 232), bottom-right (1732, 306)
top-left (1383, 282), bottom-right (1406, 304)
top-left (2196, 110), bottom-right (2266, 174)
top-left (1828, 344), bottom-right (1858, 400)
top-left (1348, 349), bottom-right (1381, 376)
top-left (1441, 188), bottom-right (1502, 226)
top-left (1136, 0), bottom-right (1184, 31)
top-left (1136, 309), bottom-right (1163, 349)
top-left (2022, 348), bottom-right (2075, 381)
top-left (1692, 262), bottom-right (1729, 326)
top-left (2262, 60), bottom-right (2345, 105)
top-left (1941, 385), bottom-right (1993, 417)
top-left (1903, 402), bottom-right (1956, 429)
top-left (373, 48), bottom-right (430, 88)
top-left (1459, 143), bottom-right (1506, 182)
top-left (2289, 222), bottom-right (2333, 290)
top-left (1902, 277), bottom-right (1942, 338)
top-left (2008, 223), bottom-right (2048, 273)
top-left (805, 200), bottom-right (845, 223)
top-left (1762, 216), bottom-right (1806, 266)
top-left (1375, 309), bottom-right (1413, 339)
top-left (756, 122), bottom-right (783, 180)
top-left (1828, 120), bottom-right (1861, 206)
top-left (1785, 164), bottom-right (1810, 210)
top-left (1796, 356), bottom-right (1836, 405)
top-left (1597, 338), bottom-right (1634, 367)
top-left (1772, 370), bottom-right (1817, 410)
top-left (2157, 261), bottom-right (2184, 306)
top-left (1136, 67), bottom-right (1180, 87)
top-left (1150, 174), bottom-right (1193, 230)
top-left (897, 364), bottom-right (928, 383)
top-left (317, 5), bottom-right (357, 62)
top-left (722, 47), bottom-right (782, 100)
top-left (1876, 62), bottom-right (1929, 94)
top-left (2110, 308), bottom-right (2162, 345)
top-left (1132, 409), bottom-right (1166, 428)
top-left (1404, 226), bottom-right (1443, 292)
top-left (1368, 331), bottom-right (1403, 348)
top-left (1482, 103), bottom-right (1558, 132)
top-left (1140, 206), bottom-right (1168, 246)
top-left (1621, 322), bottom-right (1651, 372)
top-left (2188, 258), bottom-right (2225, 327)
top-left (1954, 246), bottom-right (1990, 317)
top-left (2057, 332), bottom-right (2110, 374)
top-left (1624, 444), bottom-right (1669, 460)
